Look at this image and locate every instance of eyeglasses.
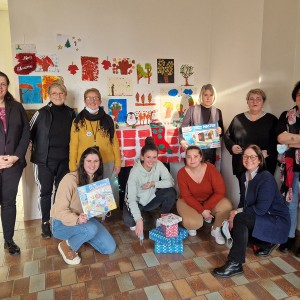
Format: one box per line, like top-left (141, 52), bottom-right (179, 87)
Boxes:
top-left (0, 83), bottom-right (8, 87)
top-left (50, 92), bottom-right (65, 97)
top-left (242, 154), bottom-right (258, 161)
top-left (85, 96), bottom-right (100, 102)
top-left (248, 97), bottom-right (263, 103)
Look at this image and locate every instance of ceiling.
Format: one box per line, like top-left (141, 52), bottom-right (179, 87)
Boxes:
top-left (0, 0), bottom-right (8, 10)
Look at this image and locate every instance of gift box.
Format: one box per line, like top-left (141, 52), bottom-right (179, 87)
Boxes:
top-left (149, 226), bottom-right (188, 246)
top-left (154, 241), bottom-right (184, 254)
top-left (157, 213), bottom-right (182, 238)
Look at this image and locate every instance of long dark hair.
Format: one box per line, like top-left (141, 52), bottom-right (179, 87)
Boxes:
top-left (0, 71), bottom-right (15, 102)
top-left (77, 146), bottom-right (103, 186)
top-left (242, 144), bottom-right (266, 173)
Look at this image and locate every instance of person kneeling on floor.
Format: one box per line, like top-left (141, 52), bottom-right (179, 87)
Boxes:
top-left (51, 147), bottom-right (116, 265)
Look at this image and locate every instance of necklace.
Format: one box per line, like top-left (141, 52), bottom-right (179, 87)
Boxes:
top-left (89, 120), bottom-right (99, 146)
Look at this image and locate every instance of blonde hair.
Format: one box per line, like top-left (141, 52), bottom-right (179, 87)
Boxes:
top-left (48, 82), bottom-right (67, 96)
top-left (246, 89), bottom-right (266, 102)
top-left (198, 84), bottom-right (217, 105)
top-left (84, 88), bottom-right (101, 100)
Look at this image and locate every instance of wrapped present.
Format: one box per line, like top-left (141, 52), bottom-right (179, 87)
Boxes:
top-left (154, 241), bottom-right (184, 254)
top-left (149, 226), bottom-right (188, 246)
top-left (157, 213), bottom-right (182, 237)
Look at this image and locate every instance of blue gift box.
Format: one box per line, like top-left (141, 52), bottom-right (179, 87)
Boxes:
top-left (149, 226), bottom-right (188, 246)
top-left (154, 241), bottom-right (184, 254)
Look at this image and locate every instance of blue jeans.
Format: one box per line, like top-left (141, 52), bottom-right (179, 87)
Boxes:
top-left (52, 218), bottom-right (116, 254)
top-left (289, 172), bottom-right (300, 238)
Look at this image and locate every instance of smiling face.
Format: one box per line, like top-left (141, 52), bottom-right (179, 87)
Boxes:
top-left (0, 76), bottom-right (8, 101)
top-left (84, 153), bottom-right (101, 177)
top-left (242, 147), bottom-right (260, 173)
top-left (247, 93), bottom-right (264, 114)
top-left (201, 89), bottom-right (215, 108)
top-left (84, 91), bottom-right (101, 111)
top-left (141, 150), bottom-right (158, 171)
top-left (49, 86), bottom-right (66, 106)
top-left (185, 148), bottom-right (203, 169)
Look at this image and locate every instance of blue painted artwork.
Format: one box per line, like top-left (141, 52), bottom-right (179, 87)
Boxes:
top-left (19, 76), bottom-right (42, 104)
top-left (168, 89), bottom-right (178, 97)
top-left (108, 99), bottom-right (127, 123)
top-left (183, 89), bottom-right (193, 95)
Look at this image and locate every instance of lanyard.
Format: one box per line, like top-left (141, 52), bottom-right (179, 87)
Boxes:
top-left (89, 120), bottom-right (99, 146)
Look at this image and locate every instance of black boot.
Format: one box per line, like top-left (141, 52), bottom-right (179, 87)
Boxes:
top-left (254, 244), bottom-right (278, 257)
top-left (213, 260), bottom-right (243, 278)
top-left (278, 238), bottom-right (295, 253)
top-left (41, 221), bottom-right (52, 239)
top-left (4, 240), bottom-right (21, 256)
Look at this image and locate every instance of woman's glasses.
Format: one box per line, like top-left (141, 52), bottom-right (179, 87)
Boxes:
top-left (242, 154), bottom-right (258, 161)
top-left (85, 96), bottom-right (100, 102)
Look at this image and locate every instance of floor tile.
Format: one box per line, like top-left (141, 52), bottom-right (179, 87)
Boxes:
top-left (116, 273), bottom-right (135, 292)
top-left (158, 282), bottom-right (181, 300)
top-left (259, 279), bottom-right (288, 299)
top-left (144, 285), bottom-right (164, 300)
top-left (172, 278), bottom-right (196, 299)
top-left (86, 279), bottom-right (103, 299)
top-left (29, 273), bottom-right (45, 293)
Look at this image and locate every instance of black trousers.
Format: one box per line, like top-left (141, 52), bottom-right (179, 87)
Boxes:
top-left (35, 160), bottom-right (69, 222)
top-left (0, 164), bottom-right (23, 242)
top-left (228, 212), bottom-right (271, 263)
top-left (123, 187), bottom-right (177, 227)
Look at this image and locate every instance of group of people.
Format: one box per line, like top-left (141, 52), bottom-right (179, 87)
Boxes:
top-left (0, 69), bottom-right (298, 274)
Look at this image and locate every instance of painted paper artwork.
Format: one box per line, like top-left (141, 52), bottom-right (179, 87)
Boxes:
top-left (15, 44), bottom-right (36, 53)
top-left (18, 76), bottom-right (42, 104)
top-left (112, 58), bottom-right (135, 75)
top-left (180, 64), bottom-right (194, 86)
top-left (157, 59), bottom-right (174, 83)
top-left (68, 62), bottom-right (79, 75)
top-left (135, 92), bottom-right (156, 106)
top-left (101, 57), bottom-right (111, 71)
top-left (14, 53), bottom-right (36, 75)
top-left (42, 75), bottom-right (64, 100)
top-left (81, 56), bottom-right (99, 81)
top-left (136, 63), bottom-right (152, 84)
top-left (56, 34), bottom-right (83, 52)
top-left (108, 99), bottom-right (127, 123)
top-left (35, 54), bottom-right (59, 72)
top-left (134, 110), bottom-right (155, 126)
top-left (107, 77), bottom-right (133, 96)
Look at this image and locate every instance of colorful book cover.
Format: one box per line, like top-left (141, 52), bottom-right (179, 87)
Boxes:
top-left (77, 178), bottom-right (117, 218)
top-left (182, 122), bottom-right (220, 149)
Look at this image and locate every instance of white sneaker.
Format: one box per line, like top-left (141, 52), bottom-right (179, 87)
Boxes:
top-left (211, 227), bottom-right (225, 245)
top-left (58, 241), bottom-right (81, 265)
top-left (188, 230), bottom-right (197, 236)
top-left (130, 226), bottom-right (136, 231)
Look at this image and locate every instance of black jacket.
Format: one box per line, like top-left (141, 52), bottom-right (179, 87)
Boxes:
top-left (30, 102), bottom-right (75, 165)
top-left (0, 99), bottom-right (30, 168)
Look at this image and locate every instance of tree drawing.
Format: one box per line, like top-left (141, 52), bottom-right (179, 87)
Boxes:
top-left (65, 39), bottom-right (71, 48)
top-left (110, 102), bottom-right (122, 122)
top-left (180, 64), bottom-right (194, 86)
top-left (112, 58), bottom-right (135, 75)
top-left (176, 103), bottom-right (184, 118)
top-left (136, 63), bottom-right (152, 84)
top-left (148, 93), bottom-right (152, 104)
top-left (163, 102), bottom-right (174, 118)
top-left (19, 84), bottom-right (33, 103)
top-left (141, 94), bottom-right (145, 105)
top-left (188, 97), bottom-right (195, 106)
top-left (157, 59), bottom-right (174, 83)
top-left (135, 92), bottom-right (140, 103)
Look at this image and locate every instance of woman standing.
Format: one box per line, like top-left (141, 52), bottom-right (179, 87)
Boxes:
top-left (213, 145), bottom-right (290, 278)
top-left (51, 147), bottom-right (116, 265)
top-left (179, 84), bottom-right (224, 165)
top-left (69, 88), bottom-right (121, 179)
top-left (123, 137), bottom-right (176, 238)
top-left (277, 81), bottom-right (300, 257)
top-left (224, 89), bottom-right (278, 191)
top-left (0, 72), bottom-right (30, 255)
top-left (177, 146), bottom-right (232, 242)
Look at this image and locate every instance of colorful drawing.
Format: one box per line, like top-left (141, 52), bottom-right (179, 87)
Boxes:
top-left (135, 92), bottom-right (155, 106)
top-left (126, 112), bottom-right (137, 127)
top-left (42, 75), bottom-right (64, 100)
top-left (163, 102), bottom-right (174, 118)
top-left (157, 59), bottom-right (174, 83)
top-left (136, 63), bottom-right (152, 84)
top-left (134, 110), bottom-right (155, 126)
top-left (180, 64), bottom-right (194, 86)
top-left (56, 34), bottom-right (83, 52)
top-left (108, 99), bottom-right (127, 123)
top-left (107, 77), bottom-right (133, 96)
top-left (35, 54), bottom-right (59, 72)
top-left (101, 57), bottom-right (111, 70)
top-left (18, 76), bottom-right (42, 104)
top-left (150, 123), bottom-right (172, 154)
top-left (81, 56), bottom-right (99, 81)
top-left (15, 44), bottom-right (37, 53)
top-left (14, 53), bottom-right (36, 75)
top-left (112, 58), bottom-right (135, 75)
top-left (68, 62), bottom-right (79, 75)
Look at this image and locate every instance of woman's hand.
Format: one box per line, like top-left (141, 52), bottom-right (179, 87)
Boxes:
top-left (232, 145), bottom-right (243, 154)
top-left (77, 213), bottom-right (89, 224)
top-left (180, 140), bottom-right (189, 150)
top-left (201, 209), bottom-right (213, 220)
top-left (114, 166), bottom-right (121, 175)
top-left (217, 126), bottom-right (222, 135)
top-left (135, 218), bottom-right (144, 238)
top-left (142, 181), bottom-right (154, 190)
top-left (228, 210), bottom-right (237, 230)
top-left (0, 155), bottom-right (18, 169)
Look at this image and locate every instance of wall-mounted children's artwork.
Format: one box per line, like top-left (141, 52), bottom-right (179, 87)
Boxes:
top-left (157, 59), bottom-right (174, 83)
top-left (15, 44), bottom-right (36, 54)
top-left (101, 57), bottom-right (111, 71)
top-left (18, 76), bottom-right (42, 104)
top-left (136, 63), bottom-right (152, 84)
top-left (81, 56), bottom-right (99, 81)
top-left (14, 53), bottom-right (36, 75)
top-left (134, 110), bottom-right (155, 126)
top-left (180, 64), bottom-right (194, 86)
top-left (35, 55), bottom-right (59, 72)
top-left (57, 34), bottom-right (83, 52)
top-left (42, 75), bottom-right (64, 100)
top-left (135, 92), bottom-right (156, 106)
top-left (68, 62), bottom-right (79, 75)
top-left (108, 99), bottom-right (127, 123)
top-left (126, 112), bottom-right (137, 127)
top-left (112, 58), bottom-right (135, 75)
top-left (107, 77), bottom-right (133, 96)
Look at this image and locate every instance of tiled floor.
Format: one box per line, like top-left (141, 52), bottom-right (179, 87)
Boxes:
top-left (0, 188), bottom-right (300, 299)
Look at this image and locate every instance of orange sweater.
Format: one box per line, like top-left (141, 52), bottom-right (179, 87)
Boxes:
top-left (177, 163), bottom-right (226, 213)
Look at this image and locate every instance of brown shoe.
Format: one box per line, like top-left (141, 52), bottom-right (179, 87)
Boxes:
top-left (58, 241), bottom-right (81, 265)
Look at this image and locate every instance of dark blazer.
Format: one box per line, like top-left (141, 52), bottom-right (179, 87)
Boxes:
top-left (239, 170), bottom-right (290, 244)
top-left (0, 99), bottom-right (30, 168)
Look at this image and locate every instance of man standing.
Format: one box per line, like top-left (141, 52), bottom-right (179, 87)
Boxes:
top-left (30, 82), bottom-right (75, 238)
